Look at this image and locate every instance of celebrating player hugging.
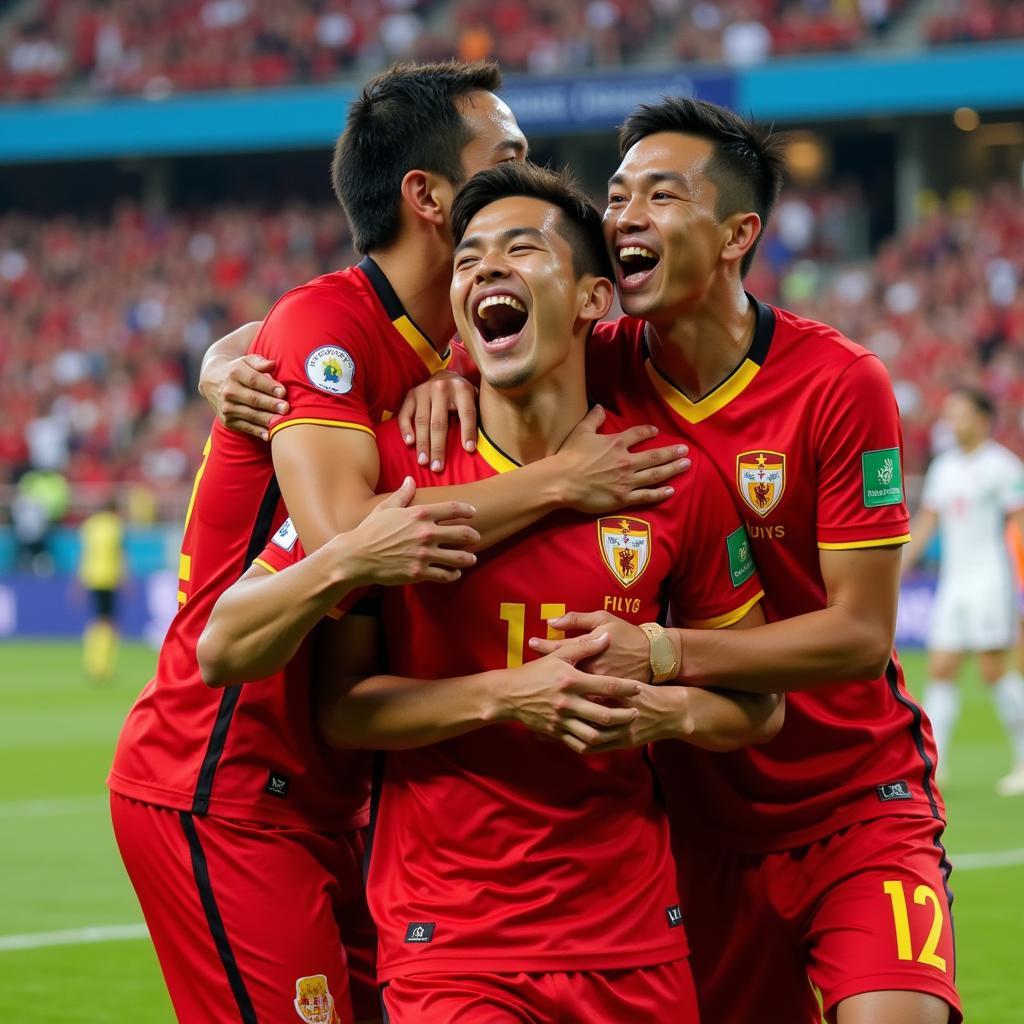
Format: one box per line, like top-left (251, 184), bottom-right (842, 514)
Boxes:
top-left (111, 60), bottom-right (963, 1024)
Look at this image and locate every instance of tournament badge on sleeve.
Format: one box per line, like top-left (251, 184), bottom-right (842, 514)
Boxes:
top-left (293, 975), bottom-right (341, 1024)
top-left (737, 450), bottom-right (786, 517)
top-left (598, 517), bottom-right (652, 589)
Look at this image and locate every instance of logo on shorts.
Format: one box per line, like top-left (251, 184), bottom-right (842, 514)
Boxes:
top-left (305, 345), bottom-right (355, 396)
top-left (862, 448), bottom-right (903, 508)
top-left (597, 517), bottom-right (652, 589)
top-left (404, 922), bottom-right (435, 943)
top-left (293, 974), bottom-right (339, 1024)
top-left (265, 772), bottom-right (290, 798)
top-left (876, 780), bottom-right (912, 802)
top-left (665, 904), bottom-right (685, 929)
top-left (737, 450), bottom-right (786, 517)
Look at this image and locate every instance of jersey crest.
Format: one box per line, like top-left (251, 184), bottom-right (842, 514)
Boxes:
top-left (597, 516), bottom-right (652, 589)
top-left (737, 450), bottom-right (786, 517)
top-left (293, 974), bottom-right (339, 1024)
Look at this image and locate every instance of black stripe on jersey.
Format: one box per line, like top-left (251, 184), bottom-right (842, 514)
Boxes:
top-left (885, 659), bottom-right (941, 820)
top-left (362, 751), bottom-right (387, 886)
top-left (358, 255), bottom-right (448, 357)
top-left (179, 812), bottom-right (259, 1024)
top-left (191, 477), bottom-right (282, 815)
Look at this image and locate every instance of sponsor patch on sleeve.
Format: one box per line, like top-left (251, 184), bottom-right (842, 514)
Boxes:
top-left (305, 345), bottom-right (355, 396)
top-left (727, 526), bottom-right (755, 587)
top-left (271, 518), bottom-right (298, 551)
top-left (862, 447), bottom-right (903, 508)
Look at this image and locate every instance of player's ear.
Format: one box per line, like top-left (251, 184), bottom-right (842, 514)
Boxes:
top-left (400, 169), bottom-right (451, 231)
top-left (578, 274), bottom-right (614, 325)
top-left (720, 210), bottom-right (760, 270)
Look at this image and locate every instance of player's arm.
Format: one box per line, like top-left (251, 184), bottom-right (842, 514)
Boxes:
top-left (198, 320), bottom-right (288, 440)
top-left (317, 625), bottom-right (644, 752)
top-left (197, 481), bottom-right (479, 687)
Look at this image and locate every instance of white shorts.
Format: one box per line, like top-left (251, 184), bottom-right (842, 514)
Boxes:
top-left (928, 574), bottom-right (1020, 652)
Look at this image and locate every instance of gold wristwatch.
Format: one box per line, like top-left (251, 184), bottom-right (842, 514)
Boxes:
top-left (638, 622), bottom-right (680, 684)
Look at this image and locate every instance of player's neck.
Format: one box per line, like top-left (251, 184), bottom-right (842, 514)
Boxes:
top-left (370, 243), bottom-right (456, 351)
top-left (958, 436), bottom-right (986, 455)
top-left (478, 361), bottom-right (589, 466)
top-left (646, 281), bottom-right (754, 401)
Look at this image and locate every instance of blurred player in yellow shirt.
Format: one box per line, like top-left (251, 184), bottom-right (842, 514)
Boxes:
top-left (78, 499), bottom-right (125, 682)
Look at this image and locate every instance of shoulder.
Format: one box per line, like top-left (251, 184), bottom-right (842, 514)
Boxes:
top-left (769, 303), bottom-right (879, 378)
top-left (258, 268), bottom-right (375, 345)
top-left (588, 316), bottom-right (646, 365)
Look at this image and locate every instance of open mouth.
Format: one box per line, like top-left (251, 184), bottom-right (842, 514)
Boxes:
top-left (617, 245), bottom-right (660, 288)
top-left (473, 293), bottom-right (529, 347)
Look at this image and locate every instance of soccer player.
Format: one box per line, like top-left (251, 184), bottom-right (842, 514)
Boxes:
top-left (202, 163), bottom-right (778, 1023)
top-left (111, 62), bottom-right (688, 1024)
top-left (78, 497), bottom-right (125, 682)
top-left (903, 388), bottom-right (1024, 795)
top-left (393, 101), bottom-right (961, 1024)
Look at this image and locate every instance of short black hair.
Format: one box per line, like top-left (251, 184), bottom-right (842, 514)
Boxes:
top-left (953, 387), bottom-right (995, 419)
top-left (450, 162), bottom-right (613, 280)
top-left (332, 60), bottom-right (502, 254)
top-left (619, 97), bottom-right (785, 276)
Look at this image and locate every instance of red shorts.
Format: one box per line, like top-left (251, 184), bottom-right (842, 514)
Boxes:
top-left (674, 816), bottom-right (961, 1024)
top-left (380, 960), bottom-right (697, 1023)
top-left (111, 793), bottom-right (379, 1024)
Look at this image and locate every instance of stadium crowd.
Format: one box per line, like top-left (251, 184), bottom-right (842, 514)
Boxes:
top-left (6, 0), bottom-right (1013, 101)
top-left (2, 181), bottom-right (1023, 519)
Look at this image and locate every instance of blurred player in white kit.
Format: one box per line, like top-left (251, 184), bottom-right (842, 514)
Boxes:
top-left (904, 388), bottom-right (1024, 794)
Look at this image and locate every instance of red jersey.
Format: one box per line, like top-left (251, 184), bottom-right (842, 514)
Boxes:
top-left (108, 257), bottom-right (452, 827)
top-left (335, 415), bottom-right (761, 979)
top-left (587, 300), bottom-right (939, 852)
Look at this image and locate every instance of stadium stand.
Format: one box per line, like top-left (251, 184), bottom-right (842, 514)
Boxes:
top-left (1, 0), bottom-right (933, 101)
top-left (3, 182), bottom-right (1023, 520)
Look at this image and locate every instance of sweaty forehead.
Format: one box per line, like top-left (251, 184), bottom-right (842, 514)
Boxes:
top-left (457, 91), bottom-right (527, 148)
top-left (466, 195), bottom-right (562, 238)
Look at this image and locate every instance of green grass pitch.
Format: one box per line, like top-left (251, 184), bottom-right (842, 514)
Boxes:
top-left (0, 641), bottom-right (1022, 1022)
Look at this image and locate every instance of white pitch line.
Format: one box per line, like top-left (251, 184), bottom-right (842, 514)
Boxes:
top-left (0, 924), bottom-right (149, 953)
top-left (951, 847), bottom-right (1024, 871)
top-left (0, 796), bottom-right (105, 818)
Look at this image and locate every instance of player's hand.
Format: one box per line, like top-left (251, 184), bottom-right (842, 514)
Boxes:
top-left (344, 477), bottom-right (480, 586)
top-left (397, 371), bottom-right (479, 473)
top-left (200, 352), bottom-right (289, 441)
top-left (497, 633), bottom-right (644, 754)
top-left (580, 683), bottom-right (693, 754)
top-left (529, 610), bottom-right (654, 684)
top-left (555, 406), bottom-right (690, 512)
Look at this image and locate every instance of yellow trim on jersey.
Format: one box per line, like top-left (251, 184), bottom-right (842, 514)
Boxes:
top-left (680, 590), bottom-right (765, 630)
top-left (645, 357), bottom-right (761, 424)
top-left (183, 435), bottom-right (213, 533)
top-left (178, 553), bottom-right (192, 583)
top-left (392, 315), bottom-right (452, 375)
top-left (818, 533), bottom-right (912, 551)
top-left (251, 557), bottom-right (279, 575)
top-left (268, 417), bottom-right (376, 440)
top-left (476, 430), bottom-right (519, 475)
top-left (177, 590), bottom-right (187, 604)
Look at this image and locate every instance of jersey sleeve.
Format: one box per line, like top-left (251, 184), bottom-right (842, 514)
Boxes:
top-left (668, 453), bottom-right (765, 628)
top-left (251, 519), bottom-right (367, 620)
top-left (815, 354), bottom-right (912, 549)
top-left (253, 287), bottom-right (377, 441)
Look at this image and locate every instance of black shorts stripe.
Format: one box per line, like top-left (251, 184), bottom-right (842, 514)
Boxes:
top-left (885, 659), bottom-right (941, 819)
top-left (191, 476), bottom-right (282, 815)
top-left (179, 812), bottom-right (258, 1024)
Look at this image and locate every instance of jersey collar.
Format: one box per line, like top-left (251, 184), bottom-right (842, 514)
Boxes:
top-left (476, 422), bottom-right (520, 474)
top-left (644, 294), bottom-right (775, 424)
top-left (358, 256), bottom-right (452, 375)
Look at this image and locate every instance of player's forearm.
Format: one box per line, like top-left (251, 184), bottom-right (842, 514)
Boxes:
top-left (673, 607), bottom-right (894, 693)
top-left (198, 539), bottom-right (357, 687)
top-left (682, 687), bottom-right (784, 750)
top-left (410, 459), bottom-right (566, 549)
top-left (319, 671), bottom-right (504, 750)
